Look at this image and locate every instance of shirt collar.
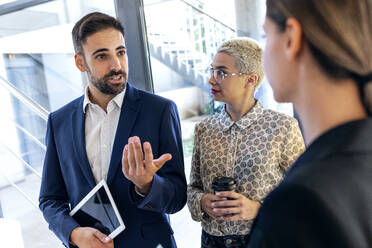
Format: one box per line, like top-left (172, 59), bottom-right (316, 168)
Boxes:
top-left (219, 100), bottom-right (265, 131)
top-left (83, 85), bottom-right (126, 113)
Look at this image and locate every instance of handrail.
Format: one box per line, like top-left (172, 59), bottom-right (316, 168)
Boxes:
top-left (145, 0), bottom-right (236, 91)
top-left (2, 142), bottom-right (42, 179)
top-left (0, 77), bottom-right (47, 211)
top-left (0, 170), bottom-right (38, 209)
top-left (7, 119), bottom-right (46, 151)
top-left (179, 0), bottom-right (236, 32)
top-left (0, 0), bottom-right (54, 16)
top-left (0, 75), bottom-right (49, 121)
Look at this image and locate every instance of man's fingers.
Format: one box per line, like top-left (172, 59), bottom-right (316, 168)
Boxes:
top-left (128, 138), bottom-right (137, 176)
top-left (132, 136), bottom-right (145, 176)
top-left (144, 142), bottom-right (171, 170)
top-left (93, 229), bottom-right (111, 243)
top-left (143, 142), bottom-right (154, 168)
top-left (153, 153), bottom-right (172, 169)
top-left (122, 144), bottom-right (129, 177)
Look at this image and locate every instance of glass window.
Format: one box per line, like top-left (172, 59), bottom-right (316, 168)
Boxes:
top-left (0, 1), bottom-right (115, 247)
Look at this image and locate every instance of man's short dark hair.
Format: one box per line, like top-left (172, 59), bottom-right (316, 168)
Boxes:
top-left (72, 12), bottom-right (125, 54)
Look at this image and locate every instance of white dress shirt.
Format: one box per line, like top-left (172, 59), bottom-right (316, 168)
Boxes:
top-left (83, 86), bottom-right (126, 183)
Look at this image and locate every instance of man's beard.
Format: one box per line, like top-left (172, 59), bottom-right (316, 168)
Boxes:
top-left (87, 68), bottom-right (127, 95)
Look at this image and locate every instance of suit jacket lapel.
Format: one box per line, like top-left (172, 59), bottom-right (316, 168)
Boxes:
top-left (71, 97), bottom-right (96, 188)
top-left (107, 83), bottom-right (141, 185)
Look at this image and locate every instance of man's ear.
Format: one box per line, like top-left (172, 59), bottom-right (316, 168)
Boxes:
top-left (74, 53), bottom-right (87, 72)
top-left (284, 17), bottom-right (303, 61)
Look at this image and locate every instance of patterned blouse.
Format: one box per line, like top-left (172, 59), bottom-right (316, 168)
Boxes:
top-left (187, 101), bottom-right (305, 236)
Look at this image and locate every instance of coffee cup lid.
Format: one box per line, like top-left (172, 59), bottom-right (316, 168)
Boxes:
top-left (212, 176), bottom-right (235, 186)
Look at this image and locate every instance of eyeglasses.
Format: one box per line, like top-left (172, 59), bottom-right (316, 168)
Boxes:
top-left (207, 67), bottom-right (245, 83)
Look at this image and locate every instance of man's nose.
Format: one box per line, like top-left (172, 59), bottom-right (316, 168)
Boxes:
top-left (110, 56), bottom-right (122, 71)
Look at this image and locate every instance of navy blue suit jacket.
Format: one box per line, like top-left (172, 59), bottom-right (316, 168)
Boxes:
top-left (39, 83), bottom-right (187, 248)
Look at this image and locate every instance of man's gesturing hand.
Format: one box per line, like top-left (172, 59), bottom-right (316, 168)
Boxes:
top-left (122, 136), bottom-right (172, 194)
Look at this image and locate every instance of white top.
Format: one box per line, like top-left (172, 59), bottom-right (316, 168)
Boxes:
top-left (83, 86), bottom-right (126, 182)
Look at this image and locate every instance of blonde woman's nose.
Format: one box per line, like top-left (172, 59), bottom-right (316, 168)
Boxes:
top-left (208, 74), bottom-right (217, 85)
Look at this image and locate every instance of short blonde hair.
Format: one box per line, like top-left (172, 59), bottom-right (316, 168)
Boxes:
top-left (217, 37), bottom-right (264, 90)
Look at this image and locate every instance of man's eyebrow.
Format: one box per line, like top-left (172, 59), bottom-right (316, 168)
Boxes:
top-left (116, 45), bottom-right (126, 50)
top-left (92, 46), bottom-right (126, 56)
top-left (92, 48), bottom-right (108, 56)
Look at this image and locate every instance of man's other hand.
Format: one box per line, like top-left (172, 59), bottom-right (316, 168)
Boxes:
top-left (70, 227), bottom-right (113, 248)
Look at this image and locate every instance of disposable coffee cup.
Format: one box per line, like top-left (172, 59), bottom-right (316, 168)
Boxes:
top-left (211, 176), bottom-right (236, 200)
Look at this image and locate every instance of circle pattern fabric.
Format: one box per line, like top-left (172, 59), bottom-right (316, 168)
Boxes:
top-left (187, 101), bottom-right (305, 236)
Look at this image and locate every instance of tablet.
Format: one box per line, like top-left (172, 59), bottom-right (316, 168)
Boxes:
top-left (69, 180), bottom-right (125, 239)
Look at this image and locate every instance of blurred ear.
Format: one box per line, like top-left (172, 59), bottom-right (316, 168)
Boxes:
top-left (284, 18), bottom-right (303, 61)
top-left (74, 53), bottom-right (87, 72)
top-left (245, 74), bottom-right (258, 88)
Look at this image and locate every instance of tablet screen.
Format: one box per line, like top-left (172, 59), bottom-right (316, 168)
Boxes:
top-left (70, 180), bottom-right (125, 239)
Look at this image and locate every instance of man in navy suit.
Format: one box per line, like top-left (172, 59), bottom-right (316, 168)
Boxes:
top-left (39, 12), bottom-right (187, 248)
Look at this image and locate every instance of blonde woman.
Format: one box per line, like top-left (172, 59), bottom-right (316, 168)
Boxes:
top-left (248, 0), bottom-right (372, 247)
top-left (187, 38), bottom-right (305, 248)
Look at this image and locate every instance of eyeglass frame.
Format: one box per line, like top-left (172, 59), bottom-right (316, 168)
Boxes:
top-left (207, 66), bottom-right (246, 83)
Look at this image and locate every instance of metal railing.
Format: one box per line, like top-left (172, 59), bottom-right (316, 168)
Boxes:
top-left (179, 0), bottom-right (235, 32)
top-left (0, 76), bottom-right (48, 209)
top-left (0, 169), bottom-right (39, 208)
top-left (6, 119), bottom-right (46, 151)
top-left (145, 0), bottom-right (236, 90)
top-left (0, 76), bottom-right (49, 121)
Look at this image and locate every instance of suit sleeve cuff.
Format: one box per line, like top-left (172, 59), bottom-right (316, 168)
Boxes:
top-left (128, 174), bottom-right (164, 212)
top-left (62, 219), bottom-right (80, 248)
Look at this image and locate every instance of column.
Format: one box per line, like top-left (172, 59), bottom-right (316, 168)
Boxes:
top-left (234, 0), bottom-right (265, 41)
